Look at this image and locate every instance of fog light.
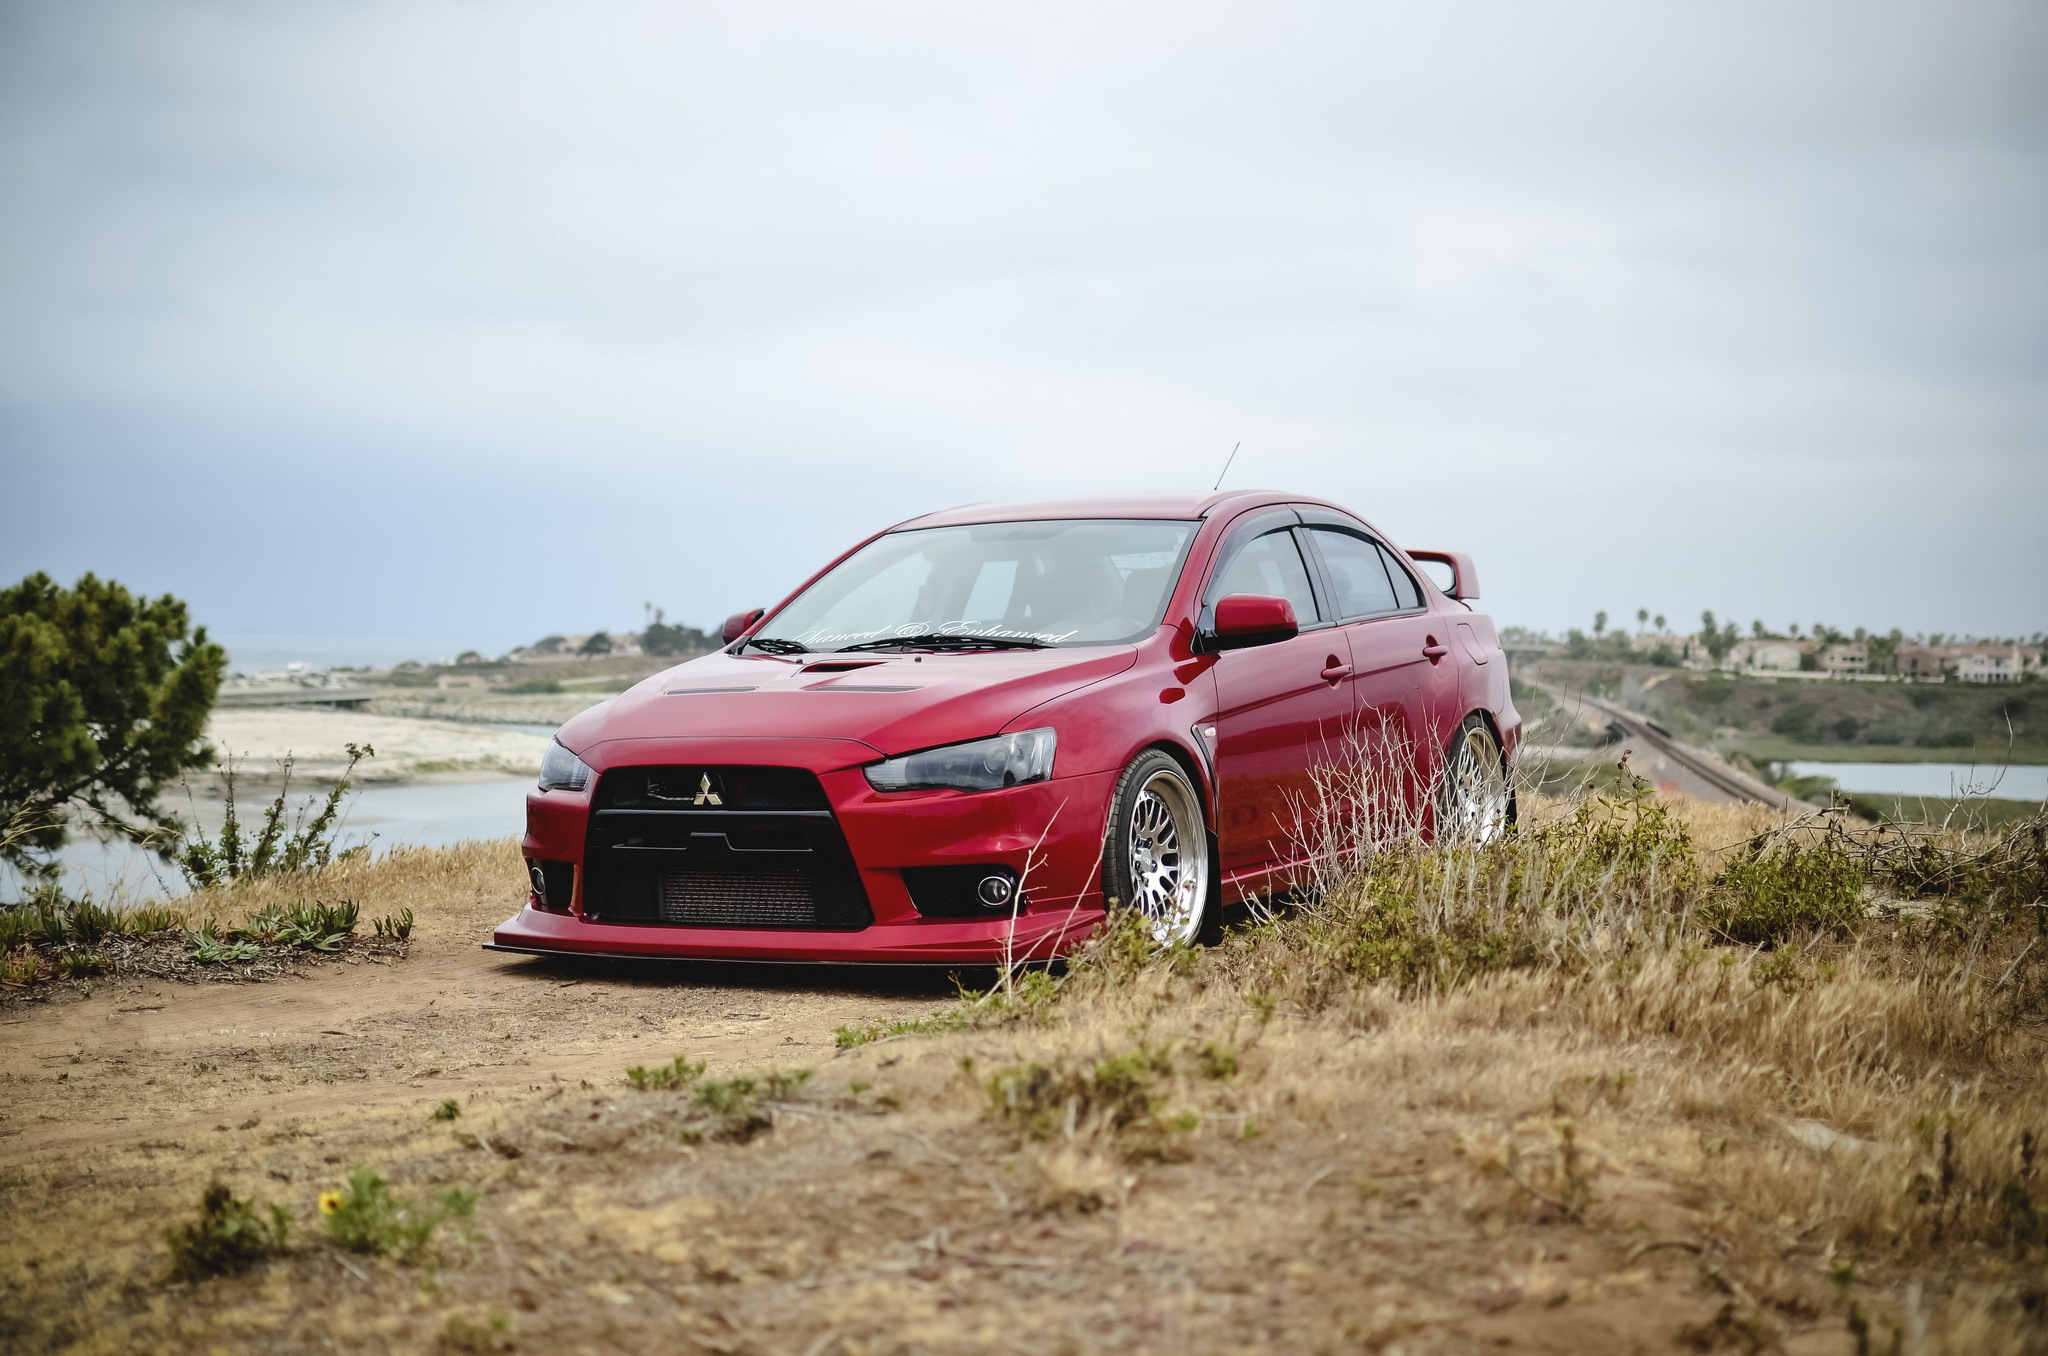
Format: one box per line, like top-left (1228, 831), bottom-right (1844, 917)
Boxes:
top-left (976, 874), bottom-right (1015, 906)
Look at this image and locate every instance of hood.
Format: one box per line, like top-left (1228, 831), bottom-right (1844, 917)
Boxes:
top-left (557, 646), bottom-right (1139, 767)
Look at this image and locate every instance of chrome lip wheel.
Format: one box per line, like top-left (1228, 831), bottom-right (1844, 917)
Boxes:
top-left (1442, 724), bottom-right (1511, 845)
top-left (1126, 769), bottom-right (1208, 946)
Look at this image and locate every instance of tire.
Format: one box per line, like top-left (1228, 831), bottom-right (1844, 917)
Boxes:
top-left (1438, 714), bottom-right (1515, 845)
top-left (1102, 751), bottom-right (1215, 947)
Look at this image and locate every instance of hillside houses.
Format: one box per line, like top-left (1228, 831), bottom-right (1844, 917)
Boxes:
top-left (1713, 638), bottom-right (2040, 682)
top-left (1905, 643), bottom-right (2039, 683)
top-left (1593, 628), bottom-right (2041, 683)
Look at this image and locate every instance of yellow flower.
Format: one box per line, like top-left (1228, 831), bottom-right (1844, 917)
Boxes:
top-left (318, 1190), bottom-right (344, 1216)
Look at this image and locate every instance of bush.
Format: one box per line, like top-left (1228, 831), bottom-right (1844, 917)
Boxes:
top-left (165, 1182), bottom-right (291, 1280)
top-left (319, 1168), bottom-right (475, 1262)
top-left (185, 922), bottom-right (262, 965)
top-left (625, 1055), bottom-right (705, 1091)
top-left (1704, 838), bottom-right (1867, 946)
top-left (171, 746), bottom-right (374, 889)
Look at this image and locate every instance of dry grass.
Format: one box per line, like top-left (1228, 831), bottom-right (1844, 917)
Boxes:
top-left (2, 792), bottom-right (2044, 1353)
top-left (171, 838), bottom-right (525, 938)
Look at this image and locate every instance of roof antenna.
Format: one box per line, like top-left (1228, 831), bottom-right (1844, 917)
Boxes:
top-left (1211, 442), bottom-right (1241, 492)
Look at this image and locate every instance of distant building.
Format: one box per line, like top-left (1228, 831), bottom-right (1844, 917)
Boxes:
top-left (1818, 644), bottom-right (1868, 676)
top-left (1630, 632), bottom-right (1702, 662)
top-left (1945, 645), bottom-right (2027, 684)
top-left (1725, 640), bottom-right (1803, 673)
top-left (1898, 645), bottom-right (1945, 680)
top-left (1894, 643), bottom-right (2037, 683)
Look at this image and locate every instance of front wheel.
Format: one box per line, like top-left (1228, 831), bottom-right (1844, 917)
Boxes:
top-left (1438, 715), bottom-right (1515, 845)
top-left (1103, 751), bottom-right (1214, 947)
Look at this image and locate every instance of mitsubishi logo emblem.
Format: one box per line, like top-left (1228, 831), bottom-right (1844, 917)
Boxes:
top-left (691, 773), bottom-right (723, 807)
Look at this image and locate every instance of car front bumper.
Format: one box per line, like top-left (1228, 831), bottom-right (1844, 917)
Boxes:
top-left (497, 737), bottom-right (1115, 964)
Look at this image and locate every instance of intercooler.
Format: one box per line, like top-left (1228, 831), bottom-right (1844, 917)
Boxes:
top-left (578, 765), bottom-right (873, 931)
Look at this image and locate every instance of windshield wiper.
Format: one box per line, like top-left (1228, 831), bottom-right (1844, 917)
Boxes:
top-left (745, 637), bottom-right (811, 655)
top-left (836, 633), bottom-right (1051, 653)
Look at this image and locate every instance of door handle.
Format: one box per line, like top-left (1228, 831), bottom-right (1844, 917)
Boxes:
top-left (1422, 637), bottom-right (1449, 663)
top-left (1321, 660), bottom-right (1353, 682)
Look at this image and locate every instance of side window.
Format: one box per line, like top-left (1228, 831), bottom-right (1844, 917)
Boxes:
top-left (1306, 527), bottom-right (1399, 619)
top-left (1377, 545), bottom-right (1424, 610)
top-left (1209, 527), bottom-right (1322, 624)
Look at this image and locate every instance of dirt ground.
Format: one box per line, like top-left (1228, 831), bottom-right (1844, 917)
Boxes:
top-left (2, 817), bottom-right (2037, 1354)
top-left (0, 920), bottom-right (950, 1170)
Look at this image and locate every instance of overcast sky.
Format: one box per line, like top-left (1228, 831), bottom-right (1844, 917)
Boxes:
top-left (2, 0), bottom-right (2043, 658)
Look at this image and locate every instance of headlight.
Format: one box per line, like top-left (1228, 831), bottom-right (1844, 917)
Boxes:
top-left (864, 728), bottom-right (1056, 793)
top-left (539, 740), bottom-right (593, 792)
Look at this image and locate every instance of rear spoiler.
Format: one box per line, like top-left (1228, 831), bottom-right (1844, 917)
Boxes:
top-left (1405, 550), bottom-right (1478, 601)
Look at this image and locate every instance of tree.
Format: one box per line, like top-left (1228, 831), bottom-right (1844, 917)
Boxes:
top-left (1, 573), bottom-right (225, 878)
top-left (1636, 608), bottom-right (1649, 632)
top-left (1654, 614), bottom-right (1667, 632)
top-left (1698, 611), bottom-right (1740, 663)
top-left (578, 631), bottom-right (614, 657)
top-left (1593, 611), bottom-right (1608, 636)
top-left (641, 621), bottom-right (713, 658)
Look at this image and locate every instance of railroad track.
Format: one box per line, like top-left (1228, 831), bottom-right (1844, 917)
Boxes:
top-left (1530, 682), bottom-right (1803, 811)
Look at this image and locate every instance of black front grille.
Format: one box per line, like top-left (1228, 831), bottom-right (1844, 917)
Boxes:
top-left (581, 765), bottom-right (870, 930)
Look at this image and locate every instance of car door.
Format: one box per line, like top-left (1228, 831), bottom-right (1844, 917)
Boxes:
top-left (1200, 514), bottom-right (1354, 876)
top-left (1298, 522), bottom-right (1460, 833)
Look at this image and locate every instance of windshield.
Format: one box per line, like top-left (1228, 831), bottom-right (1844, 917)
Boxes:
top-left (752, 519), bottom-right (1199, 652)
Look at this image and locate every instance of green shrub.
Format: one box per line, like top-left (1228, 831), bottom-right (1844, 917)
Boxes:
top-left (185, 922), bottom-right (261, 964)
top-left (56, 948), bottom-right (108, 978)
top-left (694, 1075), bottom-right (758, 1116)
top-left (625, 1055), bottom-right (706, 1091)
top-left (277, 900), bottom-right (358, 951)
top-left (439, 1309), bottom-right (514, 1352)
top-left (170, 745), bottom-right (373, 889)
top-left (1704, 839), bottom-right (1867, 946)
top-left (985, 1045), bottom-right (1176, 1140)
top-left (832, 971), bottom-right (1058, 1049)
top-left (165, 1182), bottom-right (291, 1280)
top-left (374, 908), bottom-right (414, 940)
top-left (118, 905), bottom-right (180, 934)
top-left (431, 1099), bottom-right (461, 1121)
top-left (0, 952), bottom-right (46, 986)
top-left (319, 1167), bottom-right (475, 1262)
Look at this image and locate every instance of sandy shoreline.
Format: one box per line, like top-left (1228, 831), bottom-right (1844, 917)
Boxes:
top-left (203, 707), bottom-right (553, 783)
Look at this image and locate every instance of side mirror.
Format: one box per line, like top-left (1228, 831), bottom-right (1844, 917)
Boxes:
top-left (1204, 594), bottom-right (1299, 652)
top-left (1406, 550), bottom-right (1478, 600)
top-left (721, 607), bottom-right (766, 644)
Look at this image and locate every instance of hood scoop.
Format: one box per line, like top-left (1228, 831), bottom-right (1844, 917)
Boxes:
top-left (799, 660), bottom-right (885, 674)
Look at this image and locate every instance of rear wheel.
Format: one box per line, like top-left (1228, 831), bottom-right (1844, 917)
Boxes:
top-left (1438, 715), bottom-right (1514, 845)
top-left (1103, 751), bottom-right (1213, 947)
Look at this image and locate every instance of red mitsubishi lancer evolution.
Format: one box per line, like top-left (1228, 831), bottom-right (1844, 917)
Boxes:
top-left (490, 492), bottom-right (1518, 965)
